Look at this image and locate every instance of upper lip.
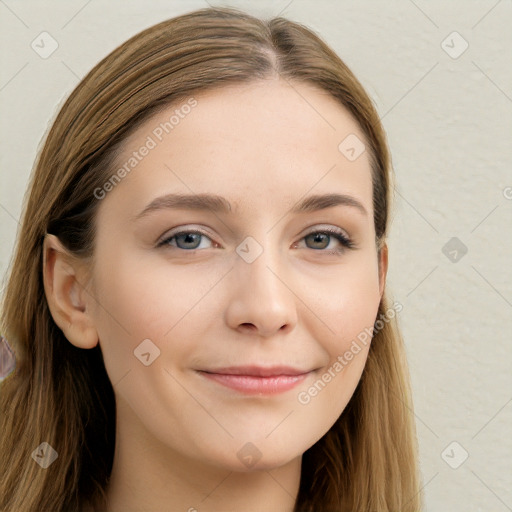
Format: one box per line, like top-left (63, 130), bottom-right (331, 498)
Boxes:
top-left (198, 365), bottom-right (313, 377)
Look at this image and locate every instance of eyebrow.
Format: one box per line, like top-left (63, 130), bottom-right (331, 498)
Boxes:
top-left (133, 192), bottom-right (368, 220)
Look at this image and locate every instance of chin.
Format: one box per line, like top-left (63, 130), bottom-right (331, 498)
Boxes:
top-left (199, 441), bottom-right (303, 473)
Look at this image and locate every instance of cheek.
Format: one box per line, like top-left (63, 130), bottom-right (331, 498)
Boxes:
top-left (294, 253), bottom-right (381, 410)
top-left (89, 251), bottom-right (225, 382)
top-left (301, 250), bottom-right (381, 345)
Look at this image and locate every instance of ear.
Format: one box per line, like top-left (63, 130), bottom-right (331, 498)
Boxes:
top-left (378, 241), bottom-right (388, 299)
top-left (42, 233), bottom-right (99, 349)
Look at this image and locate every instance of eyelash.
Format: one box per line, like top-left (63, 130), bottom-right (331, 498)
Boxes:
top-left (157, 227), bottom-right (355, 254)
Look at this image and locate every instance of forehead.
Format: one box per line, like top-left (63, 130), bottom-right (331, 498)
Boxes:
top-left (101, 79), bottom-right (374, 219)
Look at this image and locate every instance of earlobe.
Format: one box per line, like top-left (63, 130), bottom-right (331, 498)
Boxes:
top-left (42, 234), bottom-right (99, 349)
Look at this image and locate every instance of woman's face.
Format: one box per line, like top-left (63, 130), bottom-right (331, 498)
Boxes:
top-left (87, 79), bottom-right (386, 471)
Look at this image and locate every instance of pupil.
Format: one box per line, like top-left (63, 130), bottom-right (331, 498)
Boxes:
top-left (310, 233), bottom-right (328, 249)
top-left (180, 233), bottom-right (200, 248)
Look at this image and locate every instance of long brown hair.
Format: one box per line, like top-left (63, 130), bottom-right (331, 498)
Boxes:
top-left (0, 6), bottom-right (423, 511)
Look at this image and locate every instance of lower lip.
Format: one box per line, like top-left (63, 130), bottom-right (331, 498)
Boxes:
top-left (198, 371), bottom-right (310, 395)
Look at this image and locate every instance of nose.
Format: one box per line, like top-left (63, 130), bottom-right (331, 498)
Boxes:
top-left (224, 240), bottom-right (298, 338)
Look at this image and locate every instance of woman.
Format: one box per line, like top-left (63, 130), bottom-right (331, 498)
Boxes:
top-left (0, 6), bottom-right (422, 511)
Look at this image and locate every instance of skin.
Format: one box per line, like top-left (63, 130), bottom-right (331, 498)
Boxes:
top-left (43, 78), bottom-right (388, 512)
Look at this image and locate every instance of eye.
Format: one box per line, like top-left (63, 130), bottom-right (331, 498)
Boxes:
top-left (297, 227), bottom-right (355, 254)
top-left (157, 226), bottom-right (355, 254)
top-left (157, 229), bottom-right (215, 250)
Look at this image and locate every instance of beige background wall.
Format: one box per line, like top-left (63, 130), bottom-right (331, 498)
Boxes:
top-left (1, 1), bottom-right (511, 510)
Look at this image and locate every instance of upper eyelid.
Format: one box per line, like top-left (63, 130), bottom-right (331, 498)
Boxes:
top-left (157, 226), bottom-right (214, 244)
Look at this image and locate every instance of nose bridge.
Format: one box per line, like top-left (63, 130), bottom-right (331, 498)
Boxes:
top-left (236, 231), bottom-right (285, 286)
top-left (227, 232), bottom-right (297, 336)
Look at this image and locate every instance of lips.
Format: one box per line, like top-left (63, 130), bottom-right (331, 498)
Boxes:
top-left (195, 365), bottom-right (314, 395)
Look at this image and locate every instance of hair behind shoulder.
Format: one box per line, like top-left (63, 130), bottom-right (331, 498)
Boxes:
top-left (0, 6), bottom-right (423, 511)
